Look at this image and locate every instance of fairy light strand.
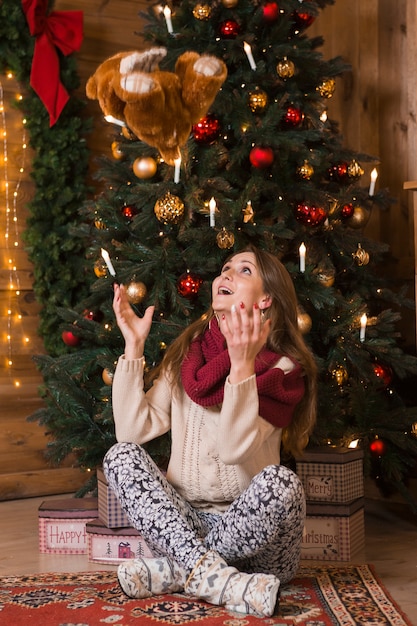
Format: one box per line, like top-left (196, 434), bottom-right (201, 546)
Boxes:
top-left (0, 76), bottom-right (29, 386)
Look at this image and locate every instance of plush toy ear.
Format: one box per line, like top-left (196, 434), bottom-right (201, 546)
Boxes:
top-left (86, 52), bottom-right (129, 121)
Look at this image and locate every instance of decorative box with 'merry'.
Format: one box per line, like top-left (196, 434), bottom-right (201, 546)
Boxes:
top-left (97, 467), bottom-right (131, 528)
top-left (86, 519), bottom-right (154, 564)
top-left (38, 498), bottom-right (99, 555)
top-left (296, 446), bottom-right (364, 504)
top-left (301, 498), bottom-right (365, 561)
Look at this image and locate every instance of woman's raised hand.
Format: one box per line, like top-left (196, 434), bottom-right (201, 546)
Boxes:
top-left (219, 302), bottom-right (271, 384)
top-left (113, 283), bottom-right (155, 359)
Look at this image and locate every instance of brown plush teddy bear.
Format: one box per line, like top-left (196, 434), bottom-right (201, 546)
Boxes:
top-left (86, 47), bottom-right (227, 165)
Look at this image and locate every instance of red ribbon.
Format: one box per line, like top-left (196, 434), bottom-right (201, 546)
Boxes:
top-left (22, 0), bottom-right (83, 126)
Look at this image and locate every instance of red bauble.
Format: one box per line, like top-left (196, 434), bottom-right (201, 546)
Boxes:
top-left (122, 205), bottom-right (138, 220)
top-left (219, 19), bottom-right (240, 38)
top-left (293, 1), bottom-right (315, 29)
top-left (328, 162), bottom-right (349, 183)
top-left (83, 309), bottom-right (103, 323)
top-left (263, 2), bottom-right (279, 21)
top-left (295, 203), bottom-right (327, 226)
top-left (283, 105), bottom-right (304, 128)
top-left (373, 363), bottom-right (393, 387)
top-left (192, 114), bottom-right (220, 144)
top-left (62, 330), bottom-right (80, 346)
top-left (341, 203), bottom-right (354, 219)
top-left (249, 146), bottom-right (274, 168)
top-left (369, 438), bottom-right (386, 457)
top-left (177, 272), bottom-right (203, 298)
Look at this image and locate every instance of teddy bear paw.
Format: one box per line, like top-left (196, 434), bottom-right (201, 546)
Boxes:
top-left (193, 56), bottom-right (224, 77)
top-left (120, 73), bottom-right (155, 95)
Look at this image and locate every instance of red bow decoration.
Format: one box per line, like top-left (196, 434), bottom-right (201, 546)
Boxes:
top-left (22, 0), bottom-right (83, 126)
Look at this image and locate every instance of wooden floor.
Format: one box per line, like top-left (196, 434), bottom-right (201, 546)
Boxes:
top-left (0, 494), bottom-right (415, 624)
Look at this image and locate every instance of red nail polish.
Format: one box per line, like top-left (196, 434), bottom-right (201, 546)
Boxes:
top-left (254, 302), bottom-right (259, 309)
top-left (240, 301), bottom-right (245, 309)
top-left (222, 314), bottom-right (225, 320)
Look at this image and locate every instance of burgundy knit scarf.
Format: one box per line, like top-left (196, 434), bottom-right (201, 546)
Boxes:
top-left (181, 317), bottom-right (305, 428)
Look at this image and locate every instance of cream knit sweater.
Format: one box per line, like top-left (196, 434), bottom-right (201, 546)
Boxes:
top-left (112, 355), bottom-right (295, 513)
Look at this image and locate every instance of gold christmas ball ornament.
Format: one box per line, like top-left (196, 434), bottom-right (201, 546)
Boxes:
top-left (316, 78), bottom-right (336, 98)
top-left (94, 259), bottom-right (107, 278)
top-left (248, 88), bottom-right (268, 113)
top-left (216, 227), bottom-right (235, 250)
top-left (347, 205), bottom-right (370, 229)
top-left (154, 192), bottom-right (185, 225)
top-left (94, 218), bottom-right (106, 230)
top-left (352, 243), bottom-right (370, 266)
top-left (133, 156), bottom-right (158, 179)
top-left (126, 280), bottom-right (147, 304)
top-left (315, 268), bottom-right (335, 288)
top-left (276, 57), bottom-right (295, 79)
top-left (221, 0), bottom-right (238, 6)
top-left (297, 307), bottom-right (312, 334)
top-left (297, 159), bottom-right (314, 180)
top-left (102, 368), bottom-right (114, 385)
top-left (331, 364), bottom-right (348, 386)
top-left (111, 141), bottom-right (124, 160)
top-left (348, 160), bottom-right (364, 179)
top-left (193, 3), bottom-right (212, 19)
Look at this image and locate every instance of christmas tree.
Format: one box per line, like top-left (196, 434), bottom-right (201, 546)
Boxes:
top-left (31, 0), bottom-right (417, 507)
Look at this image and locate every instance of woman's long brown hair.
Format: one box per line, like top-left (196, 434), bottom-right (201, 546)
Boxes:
top-left (149, 246), bottom-right (317, 458)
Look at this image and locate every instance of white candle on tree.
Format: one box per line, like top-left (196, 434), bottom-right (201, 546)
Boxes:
top-left (101, 248), bottom-right (116, 277)
top-left (360, 313), bottom-right (367, 342)
top-left (163, 6), bottom-right (173, 33)
top-left (209, 197), bottom-right (216, 227)
top-left (369, 168), bottom-right (378, 196)
top-left (243, 42), bottom-right (257, 70)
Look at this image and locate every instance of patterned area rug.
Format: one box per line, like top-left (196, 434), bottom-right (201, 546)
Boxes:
top-left (0, 564), bottom-right (412, 625)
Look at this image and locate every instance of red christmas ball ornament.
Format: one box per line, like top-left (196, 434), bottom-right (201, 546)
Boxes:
top-left (62, 330), bottom-right (80, 347)
top-left (263, 2), bottom-right (279, 21)
top-left (219, 19), bottom-right (240, 38)
top-left (341, 203), bottom-right (354, 219)
top-left (295, 203), bottom-right (327, 226)
top-left (192, 114), bottom-right (221, 144)
top-left (293, 1), bottom-right (315, 29)
top-left (369, 438), bottom-right (386, 457)
top-left (83, 309), bottom-right (103, 323)
top-left (249, 146), bottom-right (274, 168)
top-left (282, 105), bottom-right (304, 128)
top-left (373, 363), bottom-right (393, 387)
top-left (328, 162), bottom-right (349, 183)
top-left (177, 272), bottom-right (203, 298)
top-left (122, 205), bottom-right (138, 220)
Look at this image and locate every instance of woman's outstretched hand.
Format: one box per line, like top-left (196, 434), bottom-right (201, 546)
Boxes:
top-left (113, 283), bottom-right (155, 359)
top-left (219, 302), bottom-right (271, 384)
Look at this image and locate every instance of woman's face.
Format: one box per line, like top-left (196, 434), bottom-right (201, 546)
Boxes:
top-left (212, 251), bottom-right (271, 316)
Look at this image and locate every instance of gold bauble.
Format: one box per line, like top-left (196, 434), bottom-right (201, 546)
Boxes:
top-left (133, 156), bottom-right (158, 179)
top-left (111, 141), bottom-right (124, 160)
top-left (316, 78), bottom-right (336, 98)
top-left (248, 88), bottom-right (268, 113)
top-left (348, 159), bottom-right (364, 179)
top-left (221, 0), bottom-right (238, 6)
top-left (102, 368), bottom-right (114, 385)
top-left (276, 57), bottom-right (295, 79)
top-left (352, 243), bottom-right (370, 266)
top-left (94, 259), bottom-right (107, 278)
top-left (297, 159), bottom-right (314, 180)
top-left (193, 3), bottom-right (212, 19)
top-left (126, 281), bottom-right (147, 304)
top-left (331, 365), bottom-right (348, 386)
top-left (216, 227), bottom-right (235, 250)
top-left (154, 192), bottom-right (185, 225)
top-left (297, 308), bottom-right (312, 334)
top-left (94, 218), bottom-right (106, 230)
top-left (315, 269), bottom-right (335, 288)
top-left (347, 206), bottom-right (370, 229)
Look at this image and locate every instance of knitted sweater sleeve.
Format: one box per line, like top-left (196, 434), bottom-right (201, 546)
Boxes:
top-left (112, 355), bottom-right (172, 444)
top-left (216, 356), bottom-right (299, 465)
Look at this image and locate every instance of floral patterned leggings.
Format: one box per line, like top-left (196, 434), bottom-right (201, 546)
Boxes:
top-left (103, 442), bottom-right (305, 584)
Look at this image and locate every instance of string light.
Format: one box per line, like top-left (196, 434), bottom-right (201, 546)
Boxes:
top-left (0, 76), bottom-right (31, 387)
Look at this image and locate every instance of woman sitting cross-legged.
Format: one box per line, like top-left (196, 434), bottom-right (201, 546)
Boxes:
top-left (103, 245), bottom-right (317, 618)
